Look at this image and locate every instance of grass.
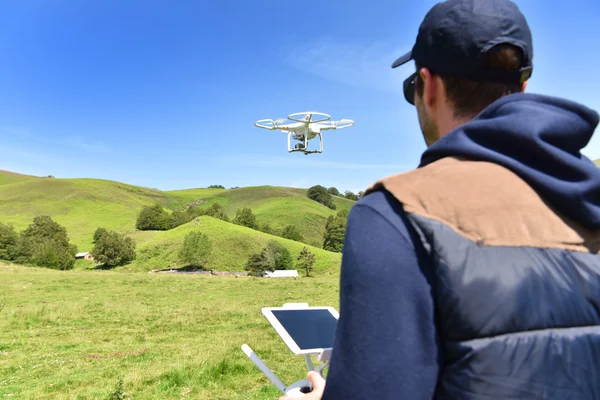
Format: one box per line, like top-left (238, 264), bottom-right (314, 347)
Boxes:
top-left (0, 263), bottom-right (340, 399)
top-left (0, 170), bottom-right (40, 186)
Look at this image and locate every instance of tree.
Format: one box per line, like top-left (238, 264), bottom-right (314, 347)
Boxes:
top-left (323, 210), bottom-right (348, 252)
top-left (178, 231), bottom-right (212, 268)
top-left (208, 185), bottom-right (225, 189)
top-left (18, 216), bottom-right (77, 270)
top-left (280, 225), bottom-right (304, 242)
top-left (202, 203), bottom-right (229, 222)
top-left (93, 227), bottom-right (108, 243)
top-left (233, 207), bottom-right (258, 229)
top-left (327, 187), bottom-right (340, 196)
top-left (297, 247), bottom-right (316, 277)
top-left (244, 247), bottom-right (276, 277)
top-left (358, 190), bottom-right (365, 199)
top-left (307, 185), bottom-right (336, 209)
top-left (265, 240), bottom-right (293, 270)
top-left (344, 191), bottom-right (359, 201)
top-left (91, 230), bottom-right (136, 267)
top-left (259, 223), bottom-right (274, 235)
top-left (135, 204), bottom-right (171, 230)
top-left (0, 222), bottom-right (19, 261)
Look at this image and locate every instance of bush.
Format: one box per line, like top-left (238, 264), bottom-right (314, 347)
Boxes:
top-left (327, 187), bottom-right (340, 196)
top-left (178, 231), bottom-right (212, 268)
top-left (91, 230), bottom-right (136, 267)
top-left (265, 240), bottom-right (293, 270)
top-left (17, 216), bottom-right (78, 270)
top-left (280, 225), bottom-right (304, 242)
top-left (233, 207), bottom-right (258, 230)
top-left (0, 222), bottom-right (19, 261)
top-left (323, 210), bottom-right (349, 253)
top-left (93, 227), bottom-right (108, 243)
top-left (244, 241), bottom-right (294, 276)
top-left (297, 247), bottom-right (316, 277)
top-left (199, 203), bottom-right (229, 222)
top-left (259, 223), bottom-right (274, 235)
top-left (244, 248), bottom-right (275, 277)
top-left (136, 204), bottom-right (172, 230)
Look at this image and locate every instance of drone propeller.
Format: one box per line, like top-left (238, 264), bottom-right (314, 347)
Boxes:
top-left (288, 112), bottom-right (330, 123)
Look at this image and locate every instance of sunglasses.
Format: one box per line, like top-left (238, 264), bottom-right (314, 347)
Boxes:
top-left (403, 71), bottom-right (418, 106)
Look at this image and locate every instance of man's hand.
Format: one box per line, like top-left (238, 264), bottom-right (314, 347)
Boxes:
top-left (278, 371), bottom-right (326, 400)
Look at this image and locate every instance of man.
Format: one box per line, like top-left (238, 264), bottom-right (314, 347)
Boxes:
top-left (280, 0), bottom-right (600, 399)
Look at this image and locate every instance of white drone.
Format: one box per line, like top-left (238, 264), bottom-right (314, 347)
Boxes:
top-left (254, 111), bottom-right (354, 154)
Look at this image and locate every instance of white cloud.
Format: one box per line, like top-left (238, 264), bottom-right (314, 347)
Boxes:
top-left (281, 37), bottom-right (412, 94)
top-left (63, 136), bottom-right (116, 155)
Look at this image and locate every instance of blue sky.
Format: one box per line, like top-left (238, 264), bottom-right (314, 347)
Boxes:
top-left (0, 0), bottom-right (599, 193)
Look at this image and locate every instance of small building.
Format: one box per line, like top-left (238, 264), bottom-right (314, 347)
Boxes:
top-left (264, 270), bottom-right (299, 278)
top-left (75, 252), bottom-right (94, 261)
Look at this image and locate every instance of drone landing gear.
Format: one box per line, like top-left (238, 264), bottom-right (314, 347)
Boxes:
top-left (287, 133), bottom-right (323, 155)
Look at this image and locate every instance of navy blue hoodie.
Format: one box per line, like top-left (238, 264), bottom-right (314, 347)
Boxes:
top-left (321, 93), bottom-right (600, 400)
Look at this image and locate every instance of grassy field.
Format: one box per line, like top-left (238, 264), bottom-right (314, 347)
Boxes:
top-left (0, 264), bottom-right (340, 399)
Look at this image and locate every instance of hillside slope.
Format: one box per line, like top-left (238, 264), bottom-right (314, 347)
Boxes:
top-left (0, 169), bottom-right (40, 186)
top-left (0, 177), bottom-right (171, 249)
top-left (130, 215), bottom-right (341, 273)
top-left (168, 186), bottom-right (355, 247)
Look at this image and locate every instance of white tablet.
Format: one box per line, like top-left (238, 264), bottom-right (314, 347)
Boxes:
top-left (262, 305), bottom-right (339, 355)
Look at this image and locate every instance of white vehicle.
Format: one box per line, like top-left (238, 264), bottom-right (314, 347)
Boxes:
top-left (254, 111), bottom-right (354, 154)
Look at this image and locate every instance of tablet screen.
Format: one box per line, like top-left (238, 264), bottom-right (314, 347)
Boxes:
top-left (271, 309), bottom-right (337, 351)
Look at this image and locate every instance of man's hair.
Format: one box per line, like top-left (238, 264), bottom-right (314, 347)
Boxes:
top-left (415, 44), bottom-right (524, 118)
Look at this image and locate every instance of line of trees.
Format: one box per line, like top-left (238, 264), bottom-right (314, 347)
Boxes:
top-left (244, 240), bottom-right (316, 277)
top-left (0, 216), bottom-right (78, 270)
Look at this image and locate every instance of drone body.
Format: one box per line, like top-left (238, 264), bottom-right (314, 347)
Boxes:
top-left (254, 112), bottom-right (354, 154)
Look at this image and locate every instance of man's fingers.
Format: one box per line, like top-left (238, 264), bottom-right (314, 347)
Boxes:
top-left (307, 371), bottom-right (326, 391)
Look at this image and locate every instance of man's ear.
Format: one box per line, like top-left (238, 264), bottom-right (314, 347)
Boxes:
top-left (419, 67), bottom-right (438, 107)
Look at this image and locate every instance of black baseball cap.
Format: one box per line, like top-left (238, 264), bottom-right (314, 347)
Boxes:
top-left (394, 0), bottom-right (534, 105)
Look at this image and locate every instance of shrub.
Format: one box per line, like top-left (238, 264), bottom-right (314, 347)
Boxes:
top-left (280, 225), bottom-right (304, 242)
top-left (135, 204), bottom-right (172, 230)
top-left (0, 222), bottom-right (19, 261)
top-left (178, 231), bottom-right (212, 268)
top-left (91, 230), bottom-right (136, 267)
top-left (244, 248), bottom-right (275, 277)
top-left (233, 207), bottom-right (258, 230)
top-left (297, 247), bottom-right (316, 277)
top-left (17, 216), bottom-right (78, 270)
top-left (323, 210), bottom-right (349, 253)
top-left (265, 240), bottom-right (293, 270)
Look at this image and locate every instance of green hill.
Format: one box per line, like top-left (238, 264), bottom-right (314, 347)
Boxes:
top-left (0, 170), bottom-right (353, 273)
top-left (0, 169), bottom-right (40, 186)
top-left (0, 176), bottom-right (171, 249)
top-left (130, 215), bottom-right (341, 273)
top-left (167, 185), bottom-right (355, 247)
